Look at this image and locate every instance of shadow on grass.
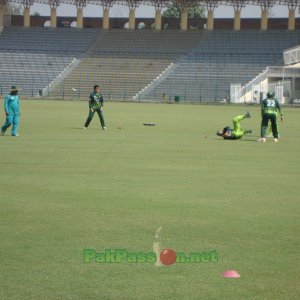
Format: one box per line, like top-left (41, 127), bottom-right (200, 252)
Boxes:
top-left (240, 139), bottom-right (259, 142)
top-left (68, 127), bottom-right (104, 130)
top-left (214, 137), bottom-right (258, 142)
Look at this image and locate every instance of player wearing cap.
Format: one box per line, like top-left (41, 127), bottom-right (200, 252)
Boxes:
top-left (257, 92), bottom-right (283, 143)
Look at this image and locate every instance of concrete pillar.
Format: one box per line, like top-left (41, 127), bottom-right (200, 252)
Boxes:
top-left (77, 7), bottom-right (83, 28)
top-left (291, 76), bottom-right (296, 102)
top-left (180, 7), bottom-right (188, 30)
top-left (261, 8), bottom-right (268, 31)
top-left (234, 9), bottom-right (241, 31)
top-left (288, 9), bottom-right (295, 31)
top-left (207, 9), bottom-right (214, 30)
top-left (0, 5), bottom-right (4, 30)
top-left (129, 9), bottom-right (135, 29)
top-left (24, 7), bottom-right (30, 27)
top-left (50, 8), bottom-right (57, 28)
top-left (103, 7), bottom-right (109, 29)
top-left (155, 9), bottom-right (161, 30)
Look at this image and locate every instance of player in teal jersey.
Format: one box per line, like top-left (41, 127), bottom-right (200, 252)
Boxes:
top-left (1, 86), bottom-right (20, 137)
top-left (258, 92), bottom-right (283, 143)
top-left (216, 112), bottom-right (252, 140)
top-left (83, 84), bottom-right (106, 130)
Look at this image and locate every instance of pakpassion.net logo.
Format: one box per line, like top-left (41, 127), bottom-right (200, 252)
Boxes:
top-left (84, 248), bottom-right (218, 265)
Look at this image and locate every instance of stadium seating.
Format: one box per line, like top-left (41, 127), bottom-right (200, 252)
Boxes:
top-left (49, 30), bottom-right (204, 99)
top-left (1, 27), bottom-right (300, 101)
top-left (141, 30), bottom-right (300, 102)
top-left (0, 27), bottom-right (98, 96)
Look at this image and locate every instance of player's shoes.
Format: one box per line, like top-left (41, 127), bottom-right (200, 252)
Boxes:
top-left (12, 133), bottom-right (19, 137)
top-left (257, 137), bottom-right (266, 142)
top-left (244, 111), bottom-right (251, 118)
top-left (102, 127), bottom-right (107, 130)
top-left (83, 126), bottom-right (87, 130)
top-left (274, 138), bottom-right (279, 143)
top-left (245, 129), bottom-right (252, 134)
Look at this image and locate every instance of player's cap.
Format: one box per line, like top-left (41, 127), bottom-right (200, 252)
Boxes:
top-left (11, 85), bottom-right (18, 92)
top-left (267, 91), bottom-right (275, 98)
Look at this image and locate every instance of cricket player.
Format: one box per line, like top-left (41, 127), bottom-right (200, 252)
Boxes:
top-left (216, 112), bottom-right (252, 140)
top-left (266, 115), bottom-right (280, 138)
top-left (258, 92), bottom-right (283, 143)
top-left (83, 84), bottom-right (106, 130)
top-left (1, 86), bottom-right (20, 137)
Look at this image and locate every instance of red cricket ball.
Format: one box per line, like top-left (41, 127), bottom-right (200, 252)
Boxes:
top-left (160, 248), bottom-right (177, 265)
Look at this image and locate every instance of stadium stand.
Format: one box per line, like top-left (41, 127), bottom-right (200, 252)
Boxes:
top-left (49, 30), bottom-right (204, 99)
top-left (140, 30), bottom-right (300, 102)
top-left (0, 27), bottom-right (98, 96)
top-left (1, 27), bottom-right (300, 101)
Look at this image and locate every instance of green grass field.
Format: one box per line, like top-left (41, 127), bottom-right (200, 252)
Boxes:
top-left (0, 100), bottom-right (299, 299)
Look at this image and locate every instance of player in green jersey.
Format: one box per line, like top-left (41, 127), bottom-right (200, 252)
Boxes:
top-left (216, 112), bottom-right (252, 140)
top-left (83, 84), bottom-right (106, 130)
top-left (258, 92), bottom-right (283, 143)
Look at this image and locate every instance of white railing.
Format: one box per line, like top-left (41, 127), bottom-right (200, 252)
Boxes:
top-left (240, 66), bottom-right (300, 104)
top-left (284, 45), bottom-right (300, 65)
top-left (132, 62), bottom-right (175, 101)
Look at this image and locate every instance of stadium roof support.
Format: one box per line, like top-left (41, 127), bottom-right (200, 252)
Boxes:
top-left (200, 0), bottom-right (222, 30)
top-left (175, 0), bottom-right (196, 30)
top-left (73, 0), bottom-right (87, 28)
top-left (0, 0), bottom-right (8, 30)
top-left (2, 0), bottom-right (300, 30)
top-left (146, 0), bottom-right (170, 29)
top-left (280, 0), bottom-right (300, 30)
top-left (47, 0), bottom-right (60, 27)
top-left (97, 0), bottom-right (116, 29)
top-left (22, 0), bottom-right (34, 26)
top-left (74, 0), bottom-right (87, 8)
top-left (226, 0), bottom-right (248, 30)
top-left (118, 0), bottom-right (143, 29)
top-left (255, 0), bottom-right (277, 30)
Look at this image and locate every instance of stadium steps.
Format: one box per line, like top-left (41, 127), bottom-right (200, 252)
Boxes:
top-left (140, 30), bottom-right (300, 102)
top-left (1, 28), bottom-right (300, 101)
top-left (0, 27), bottom-right (98, 96)
top-left (49, 30), bottom-right (205, 99)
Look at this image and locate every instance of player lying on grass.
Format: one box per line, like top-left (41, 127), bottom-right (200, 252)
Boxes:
top-left (216, 112), bottom-right (252, 140)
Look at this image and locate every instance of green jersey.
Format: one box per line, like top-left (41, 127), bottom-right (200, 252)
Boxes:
top-left (89, 92), bottom-right (103, 109)
top-left (261, 97), bottom-right (282, 116)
